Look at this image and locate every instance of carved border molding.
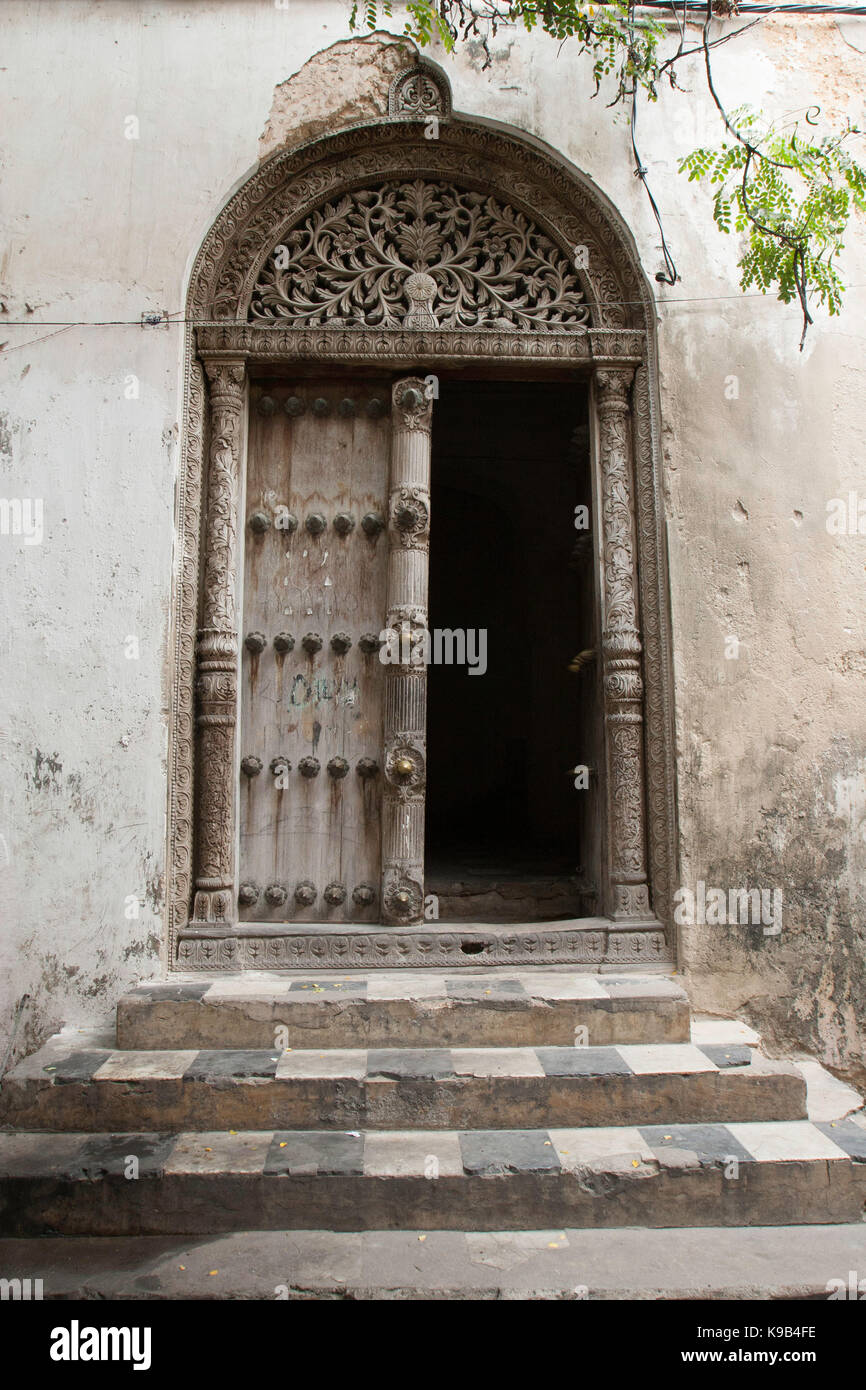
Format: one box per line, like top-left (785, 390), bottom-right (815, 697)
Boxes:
top-left (176, 924), bottom-right (669, 970)
top-left (169, 114), bottom-right (678, 966)
top-left (196, 324), bottom-right (644, 365)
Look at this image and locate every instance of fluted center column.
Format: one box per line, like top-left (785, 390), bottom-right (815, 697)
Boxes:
top-left (381, 378), bottom-right (432, 925)
top-left (595, 367), bottom-right (653, 921)
top-left (192, 357), bottom-right (246, 924)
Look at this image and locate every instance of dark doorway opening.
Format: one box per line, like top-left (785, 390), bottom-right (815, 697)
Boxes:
top-left (425, 378), bottom-right (602, 923)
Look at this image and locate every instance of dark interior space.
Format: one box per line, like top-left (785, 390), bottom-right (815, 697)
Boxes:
top-left (425, 378), bottom-right (602, 922)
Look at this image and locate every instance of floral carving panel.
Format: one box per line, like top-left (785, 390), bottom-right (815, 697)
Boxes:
top-left (249, 180), bottom-right (591, 331)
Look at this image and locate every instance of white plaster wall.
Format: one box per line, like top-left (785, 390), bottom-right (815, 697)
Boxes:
top-left (1, 2), bottom-right (864, 1077)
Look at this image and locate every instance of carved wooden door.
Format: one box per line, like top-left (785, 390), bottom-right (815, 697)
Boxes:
top-left (237, 375), bottom-right (431, 927)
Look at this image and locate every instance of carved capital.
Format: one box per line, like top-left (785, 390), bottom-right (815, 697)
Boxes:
top-left (203, 358), bottom-right (246, 403)
top-left (594, 367), bottom-right (634, 412)
top-left (392, 377), bottom-right (432, 434)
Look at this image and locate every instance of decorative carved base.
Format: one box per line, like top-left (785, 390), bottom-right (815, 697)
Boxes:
top-left (611, 883), bottom-right (653, 921)
top-left (176, 920), bottom-right (670, 971)
top-left (191, 887), bottom-right (234, 923)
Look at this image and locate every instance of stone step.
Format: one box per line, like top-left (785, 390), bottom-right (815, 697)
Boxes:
top-left (1, 1119), bottom-right (864, 1236)
top-left (0, 1033), bottom-right (803, 1133)
top-left (116, 968), bottom-right (691, 1050)
top-left (6, 1224), bottom-right (866, 1299)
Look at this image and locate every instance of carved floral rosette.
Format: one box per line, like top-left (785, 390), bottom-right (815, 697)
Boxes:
top-left (384, 739), bottom-right (426, 797)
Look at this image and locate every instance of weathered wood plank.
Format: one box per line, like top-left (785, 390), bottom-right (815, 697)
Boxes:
top-left (239, 380), bottom-right (392, 923)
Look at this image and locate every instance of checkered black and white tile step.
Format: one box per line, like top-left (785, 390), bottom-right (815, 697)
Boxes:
top-left (116, 969), bottom-right (691, 1049)
top-left (1, 1119), bottom-right (864, 1236)
top-left (0, 1033), bottom-right (807, 1132)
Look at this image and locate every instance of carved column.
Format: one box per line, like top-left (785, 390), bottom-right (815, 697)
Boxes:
top-left (191, 357), bottom-right (246, 923)
top-left (381, 378), bottom-right (432, 925)
top-left (594, 367), bottom-right (653, 921)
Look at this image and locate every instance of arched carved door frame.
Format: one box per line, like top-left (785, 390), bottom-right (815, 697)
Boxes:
top-left (167, 88), bottom-right (678, 970)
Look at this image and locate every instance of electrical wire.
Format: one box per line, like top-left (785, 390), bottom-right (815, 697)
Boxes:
top-left (629, 1), bottom-right (680, 284)
top-left (638, 2), bottom-right (866, 11)
top-left (4, 284), bottom-right (866, 356)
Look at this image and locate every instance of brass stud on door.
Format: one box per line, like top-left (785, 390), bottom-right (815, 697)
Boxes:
top-left (366, 397), bottom-right (387, 419)
top-left (394, 501), bottom-right (423, 531)
top-left (352, 884), bottom-right (376, 906)
top-left (295, 880), bottom-right (317, 906)
top-left (327, 757), bottom-right (350, 779)
top-left (238, 882), bottom-right (260, 907)
top-left (398, 386), bottom-right (425, 410)
top-left (273, 632), bottom-right (295, 653)
top-left (244, 631), bottom-right (267, 654)
top-left (361, 511), bottom-right (385, 537)
top-left (305, 513), bottom-right (327, 536)
top-left (298, 756), bottom-right (320, 778)
top-left (257, 395), bottom-right (277, 416)
top-left (356, 757), bottom-right (380, 779)
top-left (333, 512), bottom-right (355, 536)
top-left (337, 398), bottom-right (356, 418)
top-left (284, 396), bottom-right (305, 417)
top-left (248, 511), bottom-right (271, 533)
top-left (270, 757), bottom-right (292, 777)
top-left (265, 883), bottom-right (288, 906)
top-left (359, 633), bottom-right (383, 655)
top-left (330, 632), bottom-right (352, 655)
top-left (241, 756), bottom-right (263, 778)
top-left (311, 398), bottom-right (330, 417)
top-left (301, 632), bottom-right (322, 655)
top-left (324, 882), bottom-right (347, 906)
